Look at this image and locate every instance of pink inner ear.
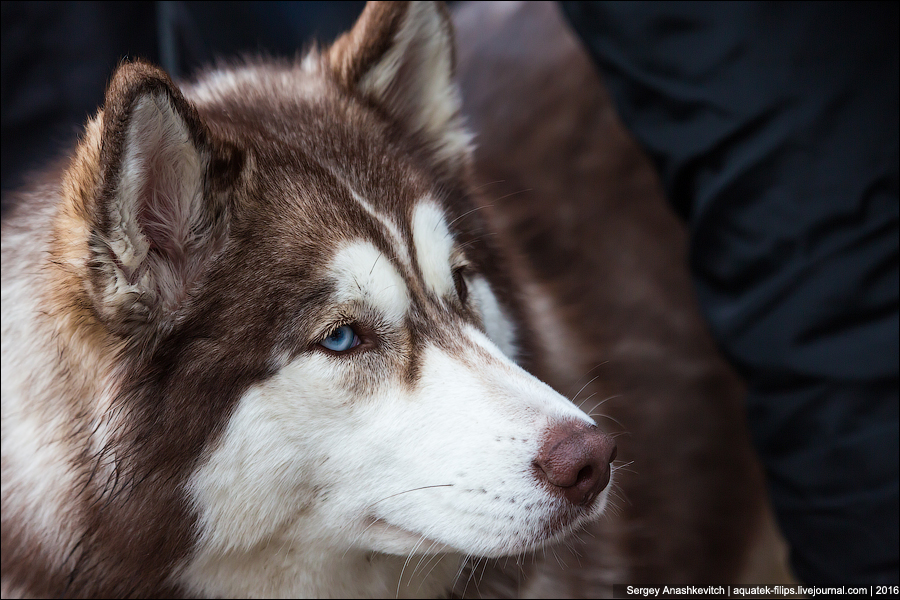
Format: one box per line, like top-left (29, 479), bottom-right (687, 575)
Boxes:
top-left (128, 141), bottom-right (206, 303)
top-left (138, 148), bottom-right (191, 263)
top-left (119, 93), bottom-right (206, 293)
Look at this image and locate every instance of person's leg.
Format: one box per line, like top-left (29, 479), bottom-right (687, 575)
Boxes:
top-left (561, 1), bottom-right (899, 585)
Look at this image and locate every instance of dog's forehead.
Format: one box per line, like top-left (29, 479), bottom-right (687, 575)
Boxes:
top-left (205, 105), bottom-right (431, 237)
top-left (192, 64), bottom-right (428, 203)
top-left (190, 63), bottom-right (469, 313)
top-left (239, 141), bottom-right (451, 280)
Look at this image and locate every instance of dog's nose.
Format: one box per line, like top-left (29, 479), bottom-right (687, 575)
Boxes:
top-left (534, 421), bottom-right (617, 506)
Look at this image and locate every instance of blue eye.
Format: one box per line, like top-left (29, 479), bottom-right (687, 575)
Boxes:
top-left (319, 325), bottom-right (360, 352)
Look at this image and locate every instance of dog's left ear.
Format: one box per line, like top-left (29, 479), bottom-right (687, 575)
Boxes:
top-left (83, 60), bottom-right (241, 337)
top-left (328, 1), bottom-right (471, 175)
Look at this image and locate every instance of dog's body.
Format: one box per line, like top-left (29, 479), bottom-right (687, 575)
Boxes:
top-left (2, 1), bottom-right (782, 597)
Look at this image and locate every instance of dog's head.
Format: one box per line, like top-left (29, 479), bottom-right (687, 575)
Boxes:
top-left (54, 1), bottom-right (615, 595)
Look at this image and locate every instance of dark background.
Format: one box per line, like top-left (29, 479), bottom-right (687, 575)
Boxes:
top-left (1, 1), bottom-right (367, 215)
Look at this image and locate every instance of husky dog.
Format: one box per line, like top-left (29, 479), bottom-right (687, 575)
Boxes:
top-left (2, 2), bottom-right (622, 597)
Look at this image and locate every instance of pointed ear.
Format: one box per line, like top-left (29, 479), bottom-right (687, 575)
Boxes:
top-left (87, 60), bottom-right (240, 335)
top-left (327, 1), bottom-right (472, 173)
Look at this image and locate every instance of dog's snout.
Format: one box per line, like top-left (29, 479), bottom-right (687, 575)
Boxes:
top-left (534, 422), bottom-right (617, 506)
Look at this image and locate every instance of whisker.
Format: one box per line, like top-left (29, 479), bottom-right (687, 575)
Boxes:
top-left (565, 361), bottom-right (610, 399)
top-left (591, 412), bottom-right (627, 430)
top-left (456, 232), bottom-right (497, 251)
top-left (577, 391), bottom-right (600, 413)
top-left (469, 179), bottom-right (506, 193)
top-left (397, 534), bottom-right (429, 598)
top-left (414, 543), bottom-right (446, 592)
top-left (611, 460), bottom-right (637, 475)
top-left (570, 375), bottom-right (601, 404)
top-left (341, 517), bottom-right (385, 559)
top-left (475, 555), bottom-right (490, 592)
top-left (490, 188), bottom-right (533, 203)
top-left (451, 553), bottom-right (471, 597)
top-left (464, 557), bottom-right (482, 598)
top-left (584, 394), bottom-right (620, 417)
top-left (410, 540), bottom-right (438, 579)
top-left (445, 204), bottom-right (494, 231)
top-left (364, 484), bottom-right (454, 512)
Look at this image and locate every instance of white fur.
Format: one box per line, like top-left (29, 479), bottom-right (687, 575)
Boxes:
top-left (328, 240), bottom-right (410, 327)
top-left (1, 251), bottom-right (85, 571)
top-left (0, 391), bottom-right (82, 564)
top-left (189, 65), bottom-right (327, 106)
top-left (180, 344), bottom-right (457, 598)
top-left (411, 201), bottom-right (454, 298)
top-left (470, 275), bottom-right (520, 361)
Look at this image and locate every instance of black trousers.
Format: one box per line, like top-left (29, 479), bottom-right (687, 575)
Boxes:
top-left (562, 1), bottom-right (899, 586)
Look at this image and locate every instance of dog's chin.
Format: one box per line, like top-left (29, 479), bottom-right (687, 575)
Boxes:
top-left (363, 518), bottom-right (455, 556)
top-left (498, 484), bottom-right (615, 557)
top-left (364, 486), bottom-right (611, 559)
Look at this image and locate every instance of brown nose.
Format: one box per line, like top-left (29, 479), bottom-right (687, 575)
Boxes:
top-left (534, 421), bottom-right (617, 506)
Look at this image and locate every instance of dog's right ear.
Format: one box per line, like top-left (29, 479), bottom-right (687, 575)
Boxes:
top-left (327, 1), bottom-right (472, 177)
top-left (83, 61), bottom-right (241, 337)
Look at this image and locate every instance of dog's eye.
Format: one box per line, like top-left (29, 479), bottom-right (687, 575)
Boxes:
top-left (453, 266), bottom-right (469, 305)
top-left (319, 325), bottom-right (360, 352)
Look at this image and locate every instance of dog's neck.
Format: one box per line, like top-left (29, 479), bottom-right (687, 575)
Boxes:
top-left (179, 541), bottom-right (463, 598)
